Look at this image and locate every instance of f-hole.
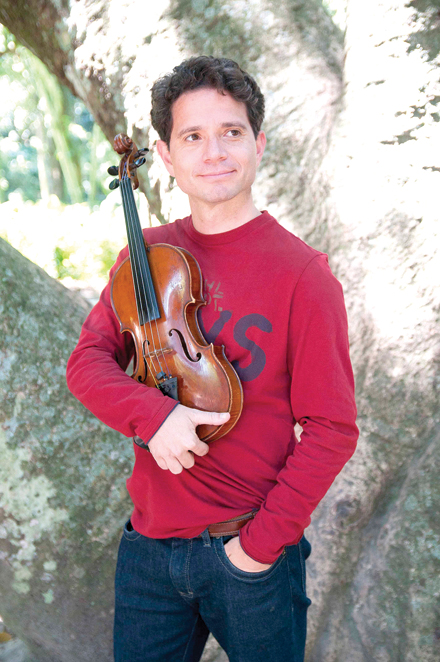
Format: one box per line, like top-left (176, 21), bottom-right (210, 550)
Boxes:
top-left (137, 338), bottom-right (150, 382)
top-left (169, 329), bottom-right (201, 362)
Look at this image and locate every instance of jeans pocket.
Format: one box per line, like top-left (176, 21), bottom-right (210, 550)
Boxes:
top-left (298, 535), bottom-right (311, 593)
top-left (214, 536), bottom-right (285, 582)
top-left (122, 519), bottom-right (142, 542)
top-left (286, 536), bottom-right (311, 597)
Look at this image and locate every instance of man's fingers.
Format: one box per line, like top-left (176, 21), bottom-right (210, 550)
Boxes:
top-left (179, 451), bottom-right (195, 469)
top-left (166, 457), bottom-right (184, 475)
top-left (153, 454), bottom-right (183, 473)
top-left (154, 456), bottom-right (168, 471)
top-left (154, 453), bottom-right (193, 472)
top-left (147, 405), bottom-right (228, 473)
top-left (191, 439), bottom-right (210, 457)
top-left (189, 410), bottom-right (230, 426)
top-left (152, 443), bottom-right (204, 472)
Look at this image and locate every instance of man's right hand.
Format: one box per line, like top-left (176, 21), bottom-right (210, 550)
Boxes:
top-left (147, 404), bottom-right (230, 475)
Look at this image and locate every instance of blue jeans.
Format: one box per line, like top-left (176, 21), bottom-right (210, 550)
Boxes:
top-left (114, 520), bottom-right (311, 662)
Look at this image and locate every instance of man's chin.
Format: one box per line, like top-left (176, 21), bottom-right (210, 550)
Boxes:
top-left (195, 185), bottom-right (242, 206)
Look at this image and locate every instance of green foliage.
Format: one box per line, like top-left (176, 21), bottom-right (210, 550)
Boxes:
top-left (0, 196), bottom-right (128, 289)
top-left (0, 30), bottom-right (40, 202)
top-left (406, 0), bottom-right (440, 61)
top-left (0, 24), bottom-right (114, 205)
top-left (53, 245), bottom-right (81, 280)
top-left (98, 240), bottom-right (119, 277)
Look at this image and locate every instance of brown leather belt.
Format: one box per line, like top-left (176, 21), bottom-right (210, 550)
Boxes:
top-left (204, 511), bottom-right (256, 537)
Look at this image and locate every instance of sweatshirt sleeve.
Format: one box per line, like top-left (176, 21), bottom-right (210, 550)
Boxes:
top-left (239, 254), bottom-right (358, 564)
top-left (66, 247), bottom-right (178, 443)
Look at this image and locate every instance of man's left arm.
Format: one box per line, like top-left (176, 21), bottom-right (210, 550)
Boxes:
top-left (236, 254), bottom-right (358, 565)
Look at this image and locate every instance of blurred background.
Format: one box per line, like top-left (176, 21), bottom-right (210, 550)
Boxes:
top-left (0, 26), bottom-right (127, 298)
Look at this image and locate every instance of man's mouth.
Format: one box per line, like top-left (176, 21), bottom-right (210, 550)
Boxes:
top-left (199, 170), bottom-right (235, 178)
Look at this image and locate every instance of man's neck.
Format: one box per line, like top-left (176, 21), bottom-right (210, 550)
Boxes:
top-left (190, 196), bottom-right (261, 235)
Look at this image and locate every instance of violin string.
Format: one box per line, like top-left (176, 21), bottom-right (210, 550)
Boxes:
top-left (121, 174), bottom-right (160, 386)
top-left (123, 170), bottom-right (170, 380)
top-left (141, 242), bottom-right (173, 379)
top-left (125, 164), bottom-right (172, 380)
top-left (120, 176), bottom-right (154, 384)
top-left (122, 174), bottom-right (161, 385)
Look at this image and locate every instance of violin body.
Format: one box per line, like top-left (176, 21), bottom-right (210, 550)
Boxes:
top-left (108, 132), bottom-right (243, 442)
top-left (111, 240), bottom-right (243, 442)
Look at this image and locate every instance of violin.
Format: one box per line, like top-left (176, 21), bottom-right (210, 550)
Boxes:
top-left (108, 134), bottom-right (243, 442)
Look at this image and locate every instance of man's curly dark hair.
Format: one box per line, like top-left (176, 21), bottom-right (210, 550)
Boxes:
top-left (151, 56), bottom-right (265, 146)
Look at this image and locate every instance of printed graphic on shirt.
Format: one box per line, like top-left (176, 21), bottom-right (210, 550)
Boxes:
top-left (204, 279), bottom-right (224, 311)
top-left (232, 314), bottom-right (273, 382)
top-left (199, 280), bottom-right (273, 382)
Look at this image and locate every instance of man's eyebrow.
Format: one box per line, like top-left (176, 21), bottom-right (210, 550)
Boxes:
top-left (177, 125), bottom-right (202, 139)
top-left (176, 121), bottom-right (249, 139)
top-left (220, 121), bottom-right (248, 131)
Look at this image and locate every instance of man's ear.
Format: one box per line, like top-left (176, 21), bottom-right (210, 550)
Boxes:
top-left (156, 140), bottom-right (175, 177)
top-left (255, 131), bottom-right (266, 167)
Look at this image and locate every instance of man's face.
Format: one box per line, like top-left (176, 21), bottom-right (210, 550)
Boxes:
top-left (157, 87), bottom-right (265, 209)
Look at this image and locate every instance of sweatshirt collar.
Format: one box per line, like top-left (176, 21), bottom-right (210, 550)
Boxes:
top-left (181, 211), bottom-right (273, 246)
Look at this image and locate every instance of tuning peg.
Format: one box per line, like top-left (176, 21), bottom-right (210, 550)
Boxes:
top-left (128, 157), bottom-right (146, 172)
top-left (109, 179), bottom-right (120, 190)
top-left (134, 148), bottom-right (149, 158)
top-left (130, 157), bottom-right (146, 169)
top-left (107, 165), bottom-right (119, 176)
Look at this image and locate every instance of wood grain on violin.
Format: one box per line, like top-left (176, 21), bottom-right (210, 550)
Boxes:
top-left (109, 134), bottom-right (243, 442)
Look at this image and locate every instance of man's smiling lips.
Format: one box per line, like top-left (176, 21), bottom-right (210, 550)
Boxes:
top-left (198, 170), bottom-right (235, 178)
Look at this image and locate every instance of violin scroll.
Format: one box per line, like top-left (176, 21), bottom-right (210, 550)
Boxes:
top-left (107, 134), bottom-right (149, 191)
top-left (114, 133), bottom-right (134, 155)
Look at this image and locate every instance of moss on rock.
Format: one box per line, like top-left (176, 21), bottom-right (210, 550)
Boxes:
top-left (0, 238), bottom-right (133, 661)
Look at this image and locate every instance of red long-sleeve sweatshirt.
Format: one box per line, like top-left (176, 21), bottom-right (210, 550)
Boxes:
top-left (66, 211), bottom-right (358, 563)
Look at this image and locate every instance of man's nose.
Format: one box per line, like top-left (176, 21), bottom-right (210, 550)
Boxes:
top-left (203, 136), bottom-right (227, 161)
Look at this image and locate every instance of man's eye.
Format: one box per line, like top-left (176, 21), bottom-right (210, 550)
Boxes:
top-left (226, 129), bottom-right (241, 137)
top-left (186, 134), bottom-right (199, 142)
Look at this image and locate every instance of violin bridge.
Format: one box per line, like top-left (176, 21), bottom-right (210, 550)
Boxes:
top-left (145, 347), bottom-right (173, 359)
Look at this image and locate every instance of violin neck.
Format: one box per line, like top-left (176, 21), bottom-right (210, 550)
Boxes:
top-left (120, 178), bottom-right (160, 324)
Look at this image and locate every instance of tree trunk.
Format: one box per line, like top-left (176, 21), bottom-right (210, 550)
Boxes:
top-left (304, 2), bottom-right (440, 660)
top-left (0, 1), bottom-right (439, 661)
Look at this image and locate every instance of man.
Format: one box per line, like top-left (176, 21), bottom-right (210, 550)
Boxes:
top-left (67, 56), bottom-right (358, 662)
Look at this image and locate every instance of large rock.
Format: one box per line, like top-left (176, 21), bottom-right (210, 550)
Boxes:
top-left (0, 238), bottom-right (133, 661)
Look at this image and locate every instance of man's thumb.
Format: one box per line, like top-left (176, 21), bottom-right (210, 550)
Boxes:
top-left (191, 410), bottom-right (230, 426)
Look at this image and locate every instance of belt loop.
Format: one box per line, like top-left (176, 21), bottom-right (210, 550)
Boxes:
top-left (200, 528), bottom-right (211, 547)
